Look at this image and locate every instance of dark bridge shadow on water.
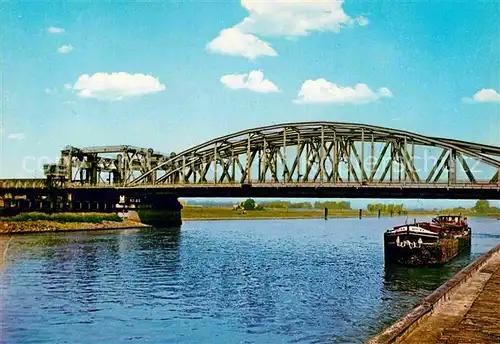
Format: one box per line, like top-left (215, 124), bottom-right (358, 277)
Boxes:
top-left (133, 226), bottom-right (182, 251)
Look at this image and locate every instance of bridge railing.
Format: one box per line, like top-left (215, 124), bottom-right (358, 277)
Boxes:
top-left (61, 180), bottom-right (499, 189)
top-left (0, 179), bottom-right (47, 189)
top-left (2, 178), bottom-right (498, 190)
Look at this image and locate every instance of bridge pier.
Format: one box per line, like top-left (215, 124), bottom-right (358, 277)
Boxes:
top-left (133, 193), bottom-right (183, 227)
top-left (68, 190), bottom-right (183, 226)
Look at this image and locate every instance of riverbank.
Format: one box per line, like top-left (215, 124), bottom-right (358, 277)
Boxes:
top-left (0, 212), bottom-right (149, 234)
top-left (181, 206), bottom-right (498, 221)
top-left (182, 207), bottom-right (329, 221)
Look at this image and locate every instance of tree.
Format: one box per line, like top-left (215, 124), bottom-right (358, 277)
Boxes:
top-left (242, 199), bottom-right (256, 211)
top-left (263, 201), bottom-right (289, 208)
top-left (474, 200), bottom-right (490, 214)
top-left (366, 203), bottom-right (405, 214)
top-left (290, 202), bottom-right (312, 209)
top-left (314, 201), bottom-right (351, 210)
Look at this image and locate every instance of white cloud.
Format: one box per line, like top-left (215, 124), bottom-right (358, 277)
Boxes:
top-left (9, 133), bottom-right (26, 140)
top-left (236, 0), bottom-right (368, 37)
top-left (64, 83), bottom-right (72, 90)
top-left (221, 70), bottom-right (280, 93)
top-left (463, 88), bottom-right (500, 103)
top-left (58, 45), bottom-right (73, 54)
top-left (294, 79), bottom-right (393, 104)
top-left (378, 87), bottom-right (393, 98)
top-left (206, 27), bottom-right (277, 60)
top-left (47, 26), bottom-right (65, 34)
top-left (70, 72), bottom-right (166, 101)
top-left (206, 1), bottom-right (366, 59)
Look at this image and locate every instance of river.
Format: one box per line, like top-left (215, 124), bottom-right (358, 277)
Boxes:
top-left (1, 216), bottom-right (499, 343)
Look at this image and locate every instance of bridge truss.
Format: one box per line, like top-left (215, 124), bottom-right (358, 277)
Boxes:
top-left (43, 145), bottom-right (171, 185)
top-left (124, 122), bottom-right (500, 188)
top-left (2, 122), bottom-right (500, 199)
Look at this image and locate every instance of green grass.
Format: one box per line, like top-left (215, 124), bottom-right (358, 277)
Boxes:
top-left (182, 206), bottom-right (500, 221)
top-left (183, 206), bottom-right (322, 220)
top-left (2, 212), bottom-right (123, 223)
top-left (182, 207), bottom-right (402, 220)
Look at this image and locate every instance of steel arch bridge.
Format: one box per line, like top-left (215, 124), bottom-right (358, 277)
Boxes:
top-left (2, 121), bottom-right (500, 199)
top-left (126, 121), bottom-right (500, 188)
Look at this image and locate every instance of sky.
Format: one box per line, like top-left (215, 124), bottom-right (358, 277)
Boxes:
top-left (1, 1), bottom-right (499, 207)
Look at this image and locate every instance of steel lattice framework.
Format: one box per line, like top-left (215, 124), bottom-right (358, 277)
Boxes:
top-left (2, 122), bottom-right (500, 199)
top-left (42, 145), bottom-right (171, 186)
top-left (125, 122), bottom-right (500, 187)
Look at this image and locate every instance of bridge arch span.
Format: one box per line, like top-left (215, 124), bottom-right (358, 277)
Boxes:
top-left (129, 121), bottom-right (500, 186)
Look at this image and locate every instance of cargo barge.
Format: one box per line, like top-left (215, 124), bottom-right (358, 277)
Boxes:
top-left (384, 215), bottom-right (471, 266)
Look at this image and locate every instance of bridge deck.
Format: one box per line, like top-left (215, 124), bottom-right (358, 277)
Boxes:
top-left (3, 180), bottom-right (499, 190)
top-left (1, 181), bottom-right (500, 199)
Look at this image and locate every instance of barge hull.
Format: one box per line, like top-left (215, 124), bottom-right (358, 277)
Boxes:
top-left (384, 234), bottom-right (471, 266)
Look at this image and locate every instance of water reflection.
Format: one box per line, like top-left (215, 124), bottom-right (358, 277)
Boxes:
top-left (383, 249), bottom-right (472, 292)
top-left (1, 219), bottom-right (499, 344)
top-left (2, 227), bottom-right (181, 263)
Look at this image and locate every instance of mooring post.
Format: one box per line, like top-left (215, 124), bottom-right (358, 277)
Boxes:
top-left (378, 209), bottom-right (381, 218)
top-left (324, 207), bottom-right (328, 220)
top-left (390, 209), bottom-right (394, 217)
top-left (359, 209), bottom-right (362, 219)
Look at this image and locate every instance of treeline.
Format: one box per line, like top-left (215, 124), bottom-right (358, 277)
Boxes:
top-left (472, 200), bottom-right (500, 214)
top-left (366, 203), bottom-right (405, 213)
top-left (261, 201), bottom-right (313, 209)
top-left (314, 201), bottom-right (351, 209)
top-left (261, 201), bottom-right (351, 210)
top-left (439, 201), bottom-right (500, 215)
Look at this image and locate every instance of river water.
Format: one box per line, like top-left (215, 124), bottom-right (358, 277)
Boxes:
top-left (1, 216), bottom-right (499, 343)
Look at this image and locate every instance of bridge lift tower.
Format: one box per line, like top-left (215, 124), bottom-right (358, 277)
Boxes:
top-left (44, 145), bottom-right (172, 186)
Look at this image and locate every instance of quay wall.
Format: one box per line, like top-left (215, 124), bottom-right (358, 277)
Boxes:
top-left (366, 243), bottom-right (500, 344)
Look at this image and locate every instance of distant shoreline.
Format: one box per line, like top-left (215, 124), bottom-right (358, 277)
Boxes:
top-left (181, 206), bottom-right (500, 222)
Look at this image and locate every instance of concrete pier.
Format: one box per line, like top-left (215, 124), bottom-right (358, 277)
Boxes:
top-left (367, 244), bottom-right (500, 343)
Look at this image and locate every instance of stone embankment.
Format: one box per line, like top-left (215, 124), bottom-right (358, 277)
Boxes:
top-left (367, 244), bottom-right (500, 343)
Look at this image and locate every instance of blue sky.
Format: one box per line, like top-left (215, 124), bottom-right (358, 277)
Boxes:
top-left (1, 1), bottom-right (499, 207)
